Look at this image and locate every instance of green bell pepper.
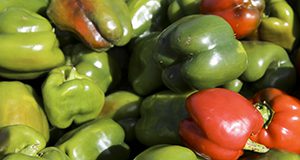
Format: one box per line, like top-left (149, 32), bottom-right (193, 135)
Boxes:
top-left (0, 7), bottom-right (65, 80)
top-left (0, 125), bottom-right (46, 158)
top-left (42, 65), bottom-right (105, 129)
top-left (133, 144), bottom-right (198, 160)
top-left (128, 32), bottom-right (164, 96)
top-left (99, 90), bottom-right (142, 142)
top-left (2, 147), bottom-right (71, 160)
top-left (248, 0), bottom-right (300, 51)
top-left (47, 0), bottom-right (133, 51)
top-left (167, 0), bottom-right (201, 22)
top-left (0, 0), bottom-right (48, 13)
top-left (64, 43), bottom-right (121, 93)
top-left (135, 90), bottom-right (191, 146)
top-left (55, 118), bottom-right (129, 160)
top-left (154, 14), bottom-right (248, 93)
top-left (240, 41), bottom-right (296, 93)
top-left (0, 81), bottom-right (49, 141)
top-left (127, 0), bottom-right (170, 37)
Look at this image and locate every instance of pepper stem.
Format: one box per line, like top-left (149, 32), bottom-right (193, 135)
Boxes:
top-left (254, 101), bottom-right (274, 129)
top-left (243, 138), bottom-right (269, 153)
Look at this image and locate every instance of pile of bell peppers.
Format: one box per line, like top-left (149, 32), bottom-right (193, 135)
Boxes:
top-left (2, 0), bottom-right (300, 159)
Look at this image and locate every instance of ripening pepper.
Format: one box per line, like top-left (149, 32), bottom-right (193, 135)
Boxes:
top-left (0, 125), bottom-right (46, 158)
top-left (199, 0), bottom-right (265, 39)
top-left (0, 7), bottom-right (65, 80)
top-left (0, 81), bottom-right (49, 141)
top-left (154, 14), bottom-right (248, 93)
top-left (2, 147), bottom-right (71, 160)
top-left (47, 0), bottom-right (133, 51)
top-left (135, 90), bottom-right (191, 146)
top-left (133, 144), bottom-right (198, 160)
top-left (248, 0), bottom-right (300, 51)
top-left (127, 0), bottom-right (170, 37)
top-left (64, 43), bottom-right (121, 93)
top-left (42, 65), bottom-right (105, 129)
top-left (128, 32), bottom-right (164, 96)
top-left (179, 88), bottom-right (268, 160)
top-left (55, 118), bottom-right (129, 160)
top-left (167, 0), bottom-right (201, 22)
top-left (0, 0), bottom-right (48, 13)
top-left (240, 41), bottom-right (297, 93)
top-left (250, 88), bottom-right (300, 154)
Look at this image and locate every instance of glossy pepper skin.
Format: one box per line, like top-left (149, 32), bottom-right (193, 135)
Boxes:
top-left (240, 41), bottom-right (297, 93)
top-left (155, 14), bottom-right (247, 93)
top-left (42, 65), bottom-right (105, 129)
top-left (168, 0), bottom-right (201, 23)
top-left (179, 88), bottom-right (265, 160)
top-left (55, 118), bottom-right (129, 160)
top-left (135, 91), bottom-right (191, 146)
top-left (47, 0), bottom-right (133, 51)
top-left (200, 0), bottom-right (265, 39)
top-left (0, 125), bottom-right (46, 158)
top-left (0, 0), bottom-right (48, 13)
top-left (0, 81), bottom-right (49, 141)
top-left (250, 88), bottom-right (300, 153)
top-left (134, 144), bottom-right (198, 160)
top-left (127, 0), bottom-right (170, 37)
top-left (65, 43), bottom-right (121, 93)
top-left (0, 8), bottom-right (65, 80)
top-left (248, 0), bottom-right (300, 51)
top-left (128, 32), bottom-right (164, 96)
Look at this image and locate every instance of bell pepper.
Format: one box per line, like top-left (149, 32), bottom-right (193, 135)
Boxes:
top-left (0, 81), bottom-right (49, 141)
top-left (2, 147), bottom-right (71, 160)
top-left (55, 118), bottom-right (129, 160)
top-left (127, 0), bottom-right (170, 37)
top-left (167, 0), bottom-right (201, 23)
top-left (245, 149), bottom-right (300, 160)
top-left (0, 0), bottom-right (48, 13)
top-left (64, 43), bottom-right (121, 93)
top-left (240, 41), bottom-right (297, 93)
top-left (0, 125), bottom-right (46, 158)
top-left (42, 65), bottom-right (105, 129)
top-left (199, 0), bottom-right (265, 39)
top-left (154, 14), bottom-right (248, 93)
top-left (133, 144), bottom-right (198, 160)
top-left (250, 88), bottom-right (300, 153)
top-left (128, 32), bottom-right (164, 96)
top-left (135, 90), bottom-right (191, 146)
top-left (47, 0), bottom-right (133, 51)
top-left (179, 88), bottom-right (268, 160)
top-left (0, 8), bottom-right (65, 80)
top-left (248, 0), bottom-right (300, 51)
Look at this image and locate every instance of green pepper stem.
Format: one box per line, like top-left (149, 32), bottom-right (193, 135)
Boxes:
top-left (254, 101), bottom-right (274, 129)
top-left (243, 138), bottom-right (269, 153)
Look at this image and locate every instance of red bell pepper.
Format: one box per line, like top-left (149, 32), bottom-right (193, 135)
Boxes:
top-left (250, 88), bottom-right (300, 153)
top-left (179, 88), bottom-right (266, 160)
top-left (199, 0), bottom-right (265, 39)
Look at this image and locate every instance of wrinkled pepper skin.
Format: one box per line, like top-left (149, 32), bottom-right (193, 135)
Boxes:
top-left (128, 32), bottom-right (164, 96)
top-left (127, 0), bottom-right (170, 37)
top-left (0, 81), bottom-right (49, 141)
top-left (47, 0), bottom-right (133, 51)
top-left (250, 88), bottom-right (300, 154)
top-left (0, 8), bottom-right (65, 80)
top-left (0, 125), bottom-right (46, 158)
top-left (65, 43), bottom-right (121, 93)
top-left (179, 88), bottom-right (265, 160)
top-left (167, 0), bottom-right (201, 23)
top-left (155, 14), bottom-right (248, 93)
top-left (42, 65), bottom-right (105, 129)
top-left (200, 0), bottom-right (265, 39)
top-left (55, 118), bottom-right (129, 160)
top-left (240, 41), bottom-right (296, 92)
top-left (0, 0), bottom-right (48, 13)
top-left (134, 144), bottom-right (198, 160)
top-left (135, 91), bottom-right (191, 146)
top-left (249, 0), bottom-right (300, 51)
